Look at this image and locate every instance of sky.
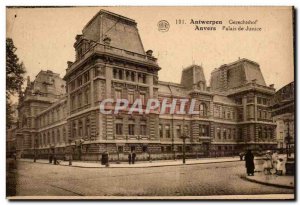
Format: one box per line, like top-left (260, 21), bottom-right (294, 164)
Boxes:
top-left (6, 6), bottom-right (294, 100)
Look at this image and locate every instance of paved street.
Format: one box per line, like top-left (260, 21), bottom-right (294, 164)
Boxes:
top-left (13, 160), bottom-right (294, 197)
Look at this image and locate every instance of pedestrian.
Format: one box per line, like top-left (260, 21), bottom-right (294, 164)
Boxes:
top-left (132, 151), bottom-right (136, 164)
top-left (105, 151), bottom-right (109, 167)
top-left (244, 150), bottom-right (255, 176)
top-left (263, 151), bottom-right (273, 175)
top-left (49, 154), bottom-right (53, 164)
top-left (128, 152), bottom-right (132, 164)
top-left (276, 158), bottom-right (284, 175)
top-left (272, 151), bottom-right (278, 169)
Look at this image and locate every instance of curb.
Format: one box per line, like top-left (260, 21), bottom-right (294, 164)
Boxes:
top-left (242, 176), bottom-right (294, 189)
top-left (19, 159), bottom-right (240, 169)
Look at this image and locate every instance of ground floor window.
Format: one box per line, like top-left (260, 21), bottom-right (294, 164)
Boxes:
top-left (117, 146), bottom-right (123, 153)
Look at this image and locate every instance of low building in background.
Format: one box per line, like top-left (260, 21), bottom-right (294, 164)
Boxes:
top-left (271, 81), bottom-right (294, 150)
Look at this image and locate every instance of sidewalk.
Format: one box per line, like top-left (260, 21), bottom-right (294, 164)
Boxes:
top-left (19, 156), bottom-right (240, 168)
top-left (244, 172), bottom-right (294, 189)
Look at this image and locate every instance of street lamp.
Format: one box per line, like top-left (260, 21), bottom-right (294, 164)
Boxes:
top-left (284, 119), bottom-right (292, 159)
top-left (68, 139), bottom-right (73, 166)
top-left (33, 137), bottom-right (38, 163)
top-left (180, 118), bottom-right (189, 164)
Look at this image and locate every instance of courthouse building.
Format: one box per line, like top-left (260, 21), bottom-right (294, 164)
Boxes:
top-left (14, 10), bottom-right (277, 160)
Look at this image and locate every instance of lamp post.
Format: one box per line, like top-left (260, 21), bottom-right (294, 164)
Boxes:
top-left (33, 137), bottom-right (37, 163)
top-left (284, 119), bottom-right (292, 159)
top-left (68, 139), bottom-right (72, 166)
top-left (180, 132), bottom-right (188, 164)
top-left (180, 118), bottom-right (189, 164)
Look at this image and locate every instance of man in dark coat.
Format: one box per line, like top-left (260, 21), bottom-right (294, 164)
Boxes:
top-left (245, 150), bottom-right (255, 176)
top-left (128, 152), bottom-right (132, 164)
top-left (132, 151), bottom-right (136, 164)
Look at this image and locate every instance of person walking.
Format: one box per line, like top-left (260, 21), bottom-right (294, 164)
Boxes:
top-left (245, 150), bottom-right (255, 176)
top-left (132, 151), bottom-right (136, 164)
top-left (128, 152), bottom-right (132, 164)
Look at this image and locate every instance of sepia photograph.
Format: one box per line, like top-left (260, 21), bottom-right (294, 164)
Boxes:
top-left (6, 6), bottom-right (295, 200)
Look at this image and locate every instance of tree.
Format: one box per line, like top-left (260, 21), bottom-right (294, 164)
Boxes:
top-left (6, 38), bottom-right (26, 129)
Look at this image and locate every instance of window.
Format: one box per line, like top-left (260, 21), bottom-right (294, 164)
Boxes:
top-left (84, 72), bottom-right (90, 83)
top-left (131, 72), bottom-right (135, 82)
top-left (165, 125), bottom-right (170, 138)
top-left (71, 81), bottom-right (76, 91)
top-left (217, 128), bottom-right (221, 139)
top-left (238, 128), bottom-right (243, 140)
top-left (116, 123), bottom-right (123, 135)
top-left (77, 76), bottom-right (82, 87)
top-left (113, 69), bottom-right (118, 79)
top-left (119, 70), bottom-right (123, 80)
top-left (232, 128), bottom-right (236, 139)
top-left (262, 98), bottom-right (267, 105)
top-left (78, 92), bottom-right (82, 108)
top-left (71, 95), bottom-right (76, 110)
top-left (223, 129), bottom-right (227, 140)
top-left (52, 130), bottom-right (55, 144)
top-left (199, 103), bottom-right (207, 117)
top-left (63, 127), bottom-right (66, 142)
top-left (118, 146), bottom-right (124, 153)
top-left (57, 129), bottom-right (60, 143)
top-left (142, 146), bottom-right (148, 153)
top-left (199, 125), bottom-right (209, 136)
top-left (84, 87), bottom-right (90, 105)
top-left (128, 124), bottom-right (135, 135)
top-left (126, 71), bottom-right (130, 81)
top-left (86, 118), bottom-right (90, 137)
top-left (176, 125), bottom-right (181, 137)
top-left (78, 120), bottom-right (83, 137)
top-left (115, 90), bottom-right (122, 100)
top-left (94, 67), bottom-right (101, 77)
top-left (128, 93), bottom-right (134, 104)
top-left (228, 128), bottom-right (231, 139)
top-left (222, 109), bottom-right (226, 119)
top-left (227, 112), bottom-right (231, 119)
top-left (184, 125), bottom-right (189, 135)
top-left (159, 124), bottom-right (163, 138)
top-left (257, 97), bottom-right (262, 104)
top-left (280, 132), bottom-right (283, 140)
top-left (232, 111), bottom-right (236, 120)
top-left (140, 123), bottom-right (147, 135)
top-left (140, 93), bottom-right (145, 105)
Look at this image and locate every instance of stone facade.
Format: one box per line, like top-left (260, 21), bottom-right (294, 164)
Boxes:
top-left (14, 10), bottom-right (278, 161)
top-left (270, 82), bottom-right (294, 149)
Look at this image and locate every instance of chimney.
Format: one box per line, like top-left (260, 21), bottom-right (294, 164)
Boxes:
top-left (146, 50), bottom-right (153, 56)
top-left (67, 61), bottom-right (73, 68)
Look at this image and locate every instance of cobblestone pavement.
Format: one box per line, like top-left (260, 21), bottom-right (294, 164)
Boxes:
top-left (13, 161), bottom-right (294, 197)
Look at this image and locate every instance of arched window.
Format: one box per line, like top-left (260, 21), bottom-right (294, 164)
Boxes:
top-left (200, 103), bottom-right (207, 117)
top-left (78, 120), bottom-right (83, 137)
top-left (72, 122), bottom-right (76, 138)
top-left (52, 130), bottom-right (55, 144)
top-left (63, 127), bottom-right (66, 142)
top-left (86, 118), bottom-right (90, 137)
top-left (258, 127), bottom-right (262, 139)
